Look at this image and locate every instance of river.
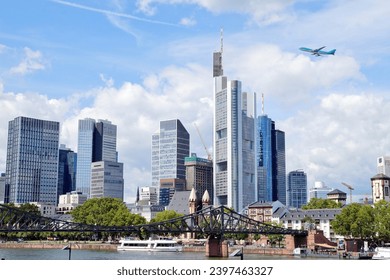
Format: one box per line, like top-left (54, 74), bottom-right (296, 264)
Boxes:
top-left (0, 247), bottom-right (298, 260)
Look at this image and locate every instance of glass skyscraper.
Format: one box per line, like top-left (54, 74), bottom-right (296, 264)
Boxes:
top-left (76, 119), bottom-right (119, 198)
top-left (57, 144), bottom-right (77, 203)
top-left (213, 48), bottom-right (257, 212)
top-left (151, 119), bottom-right (190, 200)
top-left (287, 170), bottom-right (307, 208)
top-left (257, 115), bottom-right (286, 205)
top-left (5, 116), bottom-right (60, 204)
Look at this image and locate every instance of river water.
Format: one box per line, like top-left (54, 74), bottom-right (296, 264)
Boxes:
top-left (0, 248), bottom-right (297, 260)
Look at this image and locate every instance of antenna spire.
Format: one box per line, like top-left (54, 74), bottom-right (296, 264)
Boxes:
top-left (220, 28), bottom-right (223, 54)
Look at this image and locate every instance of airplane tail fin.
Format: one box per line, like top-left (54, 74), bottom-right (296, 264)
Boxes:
top-left (328, 49), bottom-right (336, 55)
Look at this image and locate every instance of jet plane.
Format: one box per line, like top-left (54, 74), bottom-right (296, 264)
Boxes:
top-left (299, 46), bottom-right (336, 56)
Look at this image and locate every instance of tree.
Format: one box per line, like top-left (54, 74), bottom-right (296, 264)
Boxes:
top-left (373, 200), bottom-right (390, 242)
top-left (150, 210), bottom-right (183, 223)
top-left (331, 203), bottom-right (375, 240)
top-left (71, 197), bottom-right (146, 227)
top-left (302, 198), bottom-right (342, 209)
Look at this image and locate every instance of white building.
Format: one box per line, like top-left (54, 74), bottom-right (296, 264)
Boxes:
top-left (213, 36), bottom-right (257, 212)
top-left (57, 191), bottom-right (87, 214)
top-left (139, 186), bottom-right (158, 205)
top-left (30, 202), bottom-right (57, 217)
top-left (280, 208), bottom-right (342, 241)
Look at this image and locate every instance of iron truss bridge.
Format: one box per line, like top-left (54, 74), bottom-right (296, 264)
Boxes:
top-left (0, 204), bottom-right (307, 237)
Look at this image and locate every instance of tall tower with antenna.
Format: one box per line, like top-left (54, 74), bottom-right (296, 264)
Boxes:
top-left (212, 30), bottom-right (257, 212)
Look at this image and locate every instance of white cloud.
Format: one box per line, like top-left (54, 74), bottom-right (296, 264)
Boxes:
top-left (9, 47), bottom-right (46, 75)
top-left (225, 44), bottom-right (364, 105)
top-left (136, 0), bottom-right (294, 25)
top-left (0, 63), bottom-right (213, 202)
top-left (280, 92), bottom-right (390, 195)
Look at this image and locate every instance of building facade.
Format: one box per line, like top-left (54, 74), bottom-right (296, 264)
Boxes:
top-left (5, 116), bottom-right (59, 204)
top-left (151, 119), bottom-right (190, 201)
top-left (371, 173), bottom-right (390, 203)
top-left (76, 119), bottom-right (121, 198)
top-left (213, 44), bottom-right (257, 212)
top-left (377, 156), bottom-right (390, 176)
top-left (57, 144), bottom-right (77, 203)
top-left (308, 181), bottom-right (334, 201)
top-left (90, 161), bottom-right (124, 201)
top-left (0, 173), bottom-right (5, 204)
top-left (257, 115), bottom-right (286, 205)
top-left (57, 191), bottom-right (87, 214)
top-left (185, 153), bottom-right (213, 204)
top-left (287, 170), bottom-right (307, 208)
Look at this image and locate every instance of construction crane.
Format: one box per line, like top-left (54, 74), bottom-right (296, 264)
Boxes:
top-left (193, 123), bottom-right (212, 161)
top-left (341, 182), bottom-right (354, 204)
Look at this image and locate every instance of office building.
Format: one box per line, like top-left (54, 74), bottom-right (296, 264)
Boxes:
top-left (257, 114), bottom-right (286, 205)
top-left (287, 170), bottom-right (307, 208)
top-left (308, 181), bottom-right (334, 201)
top-left (213, 40), bottom-right (257, 212)
top-left (57, 144), bottom-right (77, 203)
top-left (76, 119), bottom-right (121, 198)
top-left (151, 119), bottom-right (190, 201)
top-left (0, 173), bottom-right (5, 203)
top-left (185, 153), bottom-right (213, 204)
top-left (90, 161), bottom-right (124, 200)
top-left (5, 116), bottom-right (59, 204)
top-left (138, 186), bottom-right (158, 205)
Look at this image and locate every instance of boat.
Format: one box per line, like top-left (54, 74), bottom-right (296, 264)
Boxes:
top-left (293, 247), bottom-right (308, 256)
top-left (117, 238), bottom-right (183, 252)
top-left (372, 244), bottom-right (390, 260)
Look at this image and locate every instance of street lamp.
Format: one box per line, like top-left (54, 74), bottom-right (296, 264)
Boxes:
top-left (62, 244), bottom-right (72, 260)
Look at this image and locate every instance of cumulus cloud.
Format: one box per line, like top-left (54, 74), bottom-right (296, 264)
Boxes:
top-left (280, 92), bottom-right (390, 195)
top-left (225, 44), bottom-right (364, 105)
top-left (180, 17), bottom-right (197, 26)
top-left (0, 63), bottom-right (213, 201)
top-left (9, 47), bottom-right (47, 75)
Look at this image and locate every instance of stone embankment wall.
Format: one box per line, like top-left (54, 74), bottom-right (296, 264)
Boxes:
top-left (0, 242), bottom-right (117, 251)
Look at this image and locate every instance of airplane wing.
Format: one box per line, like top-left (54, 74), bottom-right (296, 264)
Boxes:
top-left (313, 46), bottom-right (326, 52)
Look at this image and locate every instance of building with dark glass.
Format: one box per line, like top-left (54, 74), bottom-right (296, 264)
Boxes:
top-left (257, 115), bottom-right (286, 205)
top-left (5, 116), bottom-right (59, 204)
top-left (287, 170), bottom-right (307, 208)
top-left (57, 144), bottom-right (77, 203)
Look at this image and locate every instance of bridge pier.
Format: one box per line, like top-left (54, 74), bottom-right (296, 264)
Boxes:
top-left (206, 236), bottom-right (228, 258)
top-left (285, 234), bottom-right (307, 252)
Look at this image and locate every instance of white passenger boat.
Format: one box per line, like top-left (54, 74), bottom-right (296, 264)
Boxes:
top-left (117, 238), bottom-right (183, 252)
top-left (372, 244), bottom-right (390, 260)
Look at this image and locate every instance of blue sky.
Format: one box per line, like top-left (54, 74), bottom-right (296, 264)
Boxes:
top-left (1, 0), bottom-right (390, 203)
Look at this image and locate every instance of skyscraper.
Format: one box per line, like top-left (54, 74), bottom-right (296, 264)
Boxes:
top-left (185, 153), bottom-right (213, 204)
top-left (287, 170), bottom-right (307, 208)
top-left (5, 116), bottom-right (59, 204)
top-left (57, 144), bottom-right (77, 203)
top-left (257, 115), bottom-right (286, 205)
top-left (76, 118), bottom-right (121, 198)
top-left (90, 161), bottom-right (124, 200)
top-left (213, 38), bottom-right (257, 212)
top-left (151, 119), bottom-right (190, 202)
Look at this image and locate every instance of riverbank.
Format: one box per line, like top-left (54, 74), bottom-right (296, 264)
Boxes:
top-left (0, 241), bottom-right (291, 255)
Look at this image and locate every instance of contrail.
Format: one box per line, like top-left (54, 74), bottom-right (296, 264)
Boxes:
top-left (51, 0), bottom-right (178, 27)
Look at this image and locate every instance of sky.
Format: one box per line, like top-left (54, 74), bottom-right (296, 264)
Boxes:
top-left (1, 0), bottom-right (390, 203)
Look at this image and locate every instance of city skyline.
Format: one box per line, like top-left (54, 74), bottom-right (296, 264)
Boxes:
top-left (1, 1), bottom-right (390, 202)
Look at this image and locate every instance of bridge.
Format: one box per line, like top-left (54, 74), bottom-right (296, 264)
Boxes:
top-left (0, 204), bottom-right (307, 257)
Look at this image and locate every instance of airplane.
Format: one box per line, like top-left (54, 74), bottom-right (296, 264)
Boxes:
top-left (299, 46), bottom-right (336, 56)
